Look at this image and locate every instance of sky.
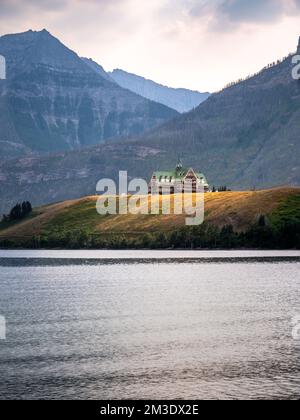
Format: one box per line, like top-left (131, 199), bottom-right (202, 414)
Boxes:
top-left (0, 0), bottom-right (300, 92)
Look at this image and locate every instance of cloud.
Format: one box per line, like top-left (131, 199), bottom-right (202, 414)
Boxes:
top-left (183, 0), bottom-right (300, 29)
top-left (0, 0), bottom-right (300, 92)
top-left (0, 0), bottom-right (134, 44)
top-left (0, 0), bottom-right (66, 16)
top-left (218, 0), bottom-right (285, 23)
top-left (0, 0), bottom-right (126, 23)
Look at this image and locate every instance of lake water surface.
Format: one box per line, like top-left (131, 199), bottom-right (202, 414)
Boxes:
top-left (0, 250), bottom-right (300, 400)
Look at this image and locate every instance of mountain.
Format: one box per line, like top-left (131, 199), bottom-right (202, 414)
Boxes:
top-left (0, 30), bottom-right (178, 160)
top-left (0, 38), bottom-right (300, 215)
top-left (136, 44), bottom-right (300, 190)
top-left (109, 69), bottom-right (210, 113)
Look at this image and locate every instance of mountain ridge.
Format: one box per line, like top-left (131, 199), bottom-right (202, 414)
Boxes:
top-left (81, 57), bottom-right (115, 83)
top-left (0, 36), bottom-right (299, 214)
top-left (109, 68), bottom-right (210, 113)
top-left (0, 29), bottom-right (178, 160)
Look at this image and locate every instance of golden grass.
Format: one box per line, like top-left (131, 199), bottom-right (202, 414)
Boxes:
top-left (0, 187), bottom-right (299, 239)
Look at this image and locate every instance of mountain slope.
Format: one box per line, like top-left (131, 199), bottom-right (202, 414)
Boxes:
top-left (110, 69), bottom-right (210, 113)
top-left (0, 30), bottom-right (178, 160)
top-left (135, 46), bottom-right (300, 190)
top-left (81, 57), bottom-right (114, 83)
top-left (0, 38), bottom-right (299, 214)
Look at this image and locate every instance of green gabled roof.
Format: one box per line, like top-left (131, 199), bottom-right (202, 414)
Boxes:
top-left (153, 171), bottom-right (177, 178)
top-left (152, 168), bottom-right (208, 184)
top-left (153, 170), bottom-right (186, 181)
top-left (196, 173), bottom-right (208, 181)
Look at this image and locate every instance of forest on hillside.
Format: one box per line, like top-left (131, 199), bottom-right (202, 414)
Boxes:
top-left (1, 218), bottom-right (299, 250)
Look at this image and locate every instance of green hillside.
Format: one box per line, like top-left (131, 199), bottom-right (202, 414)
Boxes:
top-left (0, 188), bottom-right (299, 249)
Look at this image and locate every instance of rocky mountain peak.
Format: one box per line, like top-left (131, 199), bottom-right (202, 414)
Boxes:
top-left (0, 29), bottom-right (178, 160)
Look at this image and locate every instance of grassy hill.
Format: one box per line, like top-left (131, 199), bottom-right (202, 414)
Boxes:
top-left (0, 187), bottom-right (299, 249)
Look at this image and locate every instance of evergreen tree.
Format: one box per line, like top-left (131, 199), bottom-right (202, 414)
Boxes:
top-left (2, 201), bottom-right (33, 222)
top-left (258, 215), bottom-right (266, 227)
top-left (10, 204), bottom-right (22, 220)
top-left (21, 201), bottom-right (32, 217)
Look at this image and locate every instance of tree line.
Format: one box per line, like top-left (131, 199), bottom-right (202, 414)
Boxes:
top-left (2, 215), bottom-right (298, 250)
top-left (218, 53), bottom-right (294, 92)
top-left (2, 202), bottom-right (32, 223)
top-left (211, 186), bottom-right (230, 192)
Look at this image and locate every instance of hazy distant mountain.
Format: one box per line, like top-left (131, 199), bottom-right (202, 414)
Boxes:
top-left (0, 38), bottom-right (300, 214)
top-left (110, 69), bottom-right (210, 113)
top-left (0, 30), bottom-right (178, 160)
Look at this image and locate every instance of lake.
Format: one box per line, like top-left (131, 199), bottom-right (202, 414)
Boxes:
top-left (0, 250), bottom-right (300, 400)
